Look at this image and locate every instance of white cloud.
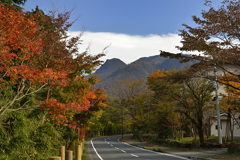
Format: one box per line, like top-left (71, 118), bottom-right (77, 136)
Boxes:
top-left (67, 31), bottom-right (182, 64)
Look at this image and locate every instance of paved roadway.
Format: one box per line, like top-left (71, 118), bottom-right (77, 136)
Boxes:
top-left (89, 135), bottom-right (189, 160)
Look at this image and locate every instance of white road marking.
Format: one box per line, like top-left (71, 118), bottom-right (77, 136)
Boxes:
top-left (110, 144), bottom-right (113, 147)
top-left (115, 147), bottom-right (119, 149)
top-left (121, 150), bottom-right (126, 153)
top-left (107, 142), bottom-right (109, 144)
top-left (90, 138), bottom-right (103, 160)
top-left (131, 154), bottom-right (139, 157)
top-left (118, 139), bottom-right (189, 160)
top-left (91, 136), bottom-right (188, 160)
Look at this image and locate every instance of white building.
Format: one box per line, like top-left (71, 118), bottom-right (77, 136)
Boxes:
top-left (206, 65), bottom-right (240, 138)
top-left (211, 112), bottom-right (240, 137)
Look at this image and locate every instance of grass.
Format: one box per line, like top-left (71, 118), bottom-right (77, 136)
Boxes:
top-left (123, 135), bottom-right (240, 160)
top-left (82, 140), bottom-right (87, 160)
top-left (199, 153), bottom-right (240, 160)
top-left (174, 137), bottom-right (195, 144)
top-left (156, 135), bottom-right (240, 145)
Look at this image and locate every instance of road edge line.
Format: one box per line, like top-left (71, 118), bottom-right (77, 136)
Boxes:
top-left (118, 138), bottom-right (189, 160)
top-left (91, 138), bottom-right (104, 160)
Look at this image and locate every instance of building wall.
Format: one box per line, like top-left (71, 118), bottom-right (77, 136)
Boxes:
top-left (211, 114), bottom-right (240, 137)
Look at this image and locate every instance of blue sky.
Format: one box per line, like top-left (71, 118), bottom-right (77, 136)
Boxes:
top-left (23, 0), bottom-right (221, 63)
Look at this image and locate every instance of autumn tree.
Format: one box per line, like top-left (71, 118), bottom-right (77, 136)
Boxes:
top-left (159, 1), bottom-right (240, 140)
top-left (0, 3), bottom-right (107, 159)
top-left (219, 73), bottom-right (240, 142)
top-left (25, 7), bottom-right (108, 131)
top-left (146, 69), bottom-right (185, 139)
top-left (160, 0), bottom-right (240, 92)
top-left (220, 73), bottom-right (240, 112)
top-left (0, 3), bottom-right (107, 139)
top-left (0, 5), bottom-right (68, 159)
top-left (0, 5), bottom-right (48, 119)
top-left (147, 69), bottom-right (215, 143)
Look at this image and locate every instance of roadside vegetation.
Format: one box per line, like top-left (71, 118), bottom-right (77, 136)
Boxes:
top-left (0, 0), bottom-right (106, 159)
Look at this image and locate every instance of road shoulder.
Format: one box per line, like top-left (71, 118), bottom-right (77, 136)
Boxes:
top-left (86, 139), bottom-right (99, 160)
top-left (120, 136), bottom-right (236, 160)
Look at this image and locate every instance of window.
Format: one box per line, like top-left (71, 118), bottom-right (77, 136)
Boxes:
top-left (215, 124), bottom-right (222, 130)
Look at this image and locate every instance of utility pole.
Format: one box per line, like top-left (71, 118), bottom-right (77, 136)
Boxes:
top-left (214, 65), bottom-right (222, 144)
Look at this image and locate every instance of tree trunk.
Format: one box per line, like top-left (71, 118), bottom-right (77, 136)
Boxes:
top-left (207, 117), bottom-right (211, 139)
top-left (229, 112), bottom-right (234, 142)
top-left (192, 123), bottom-right (197, 140)
top-left (181, 129), bottom-right (183, 139)
top-left (197, 122), bottom-right (204, 144)
top-left (230, 117), bottom-right (234, 142)
top-left (196, 108), bottom-right (204, 144)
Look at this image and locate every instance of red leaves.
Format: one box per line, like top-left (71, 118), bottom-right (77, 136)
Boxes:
top-left (0, 5), bottom-right (106, 135)
top-left (0, 5), bottom-right (43, 85)
top-left (42, 75), bottom-right (107, 128)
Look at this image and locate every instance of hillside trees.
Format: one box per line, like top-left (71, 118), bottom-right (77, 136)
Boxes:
top-left (147, 69), bottom-right (215, 143)
top-left (111, 77), bottom-right (152, 119)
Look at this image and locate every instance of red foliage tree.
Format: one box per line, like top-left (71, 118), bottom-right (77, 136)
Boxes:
top-left (27, 7), bottom-right (107, 134)
top-left (0, 5), bottom-right (47, 117)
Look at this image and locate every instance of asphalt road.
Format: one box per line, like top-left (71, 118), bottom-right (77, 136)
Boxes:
top-left (88, 135), bottom-right (189, 160)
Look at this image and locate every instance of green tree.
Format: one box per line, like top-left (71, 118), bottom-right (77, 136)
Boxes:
top-left (0, 0), bottom-right (27, 10)
top-left (0, 0), bottom-right (26, 5)
top-left (147, 69), bottom-right (214, 143)
top-left (0, 110), bottom-right (63, 159)
top-left (109, 77), bottom-right (157, 138)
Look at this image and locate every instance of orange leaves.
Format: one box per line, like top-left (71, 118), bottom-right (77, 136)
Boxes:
top-left (0, 5), bottom-right (106, 132)
top-left (35, 68), bottom-right (69, 85)
top-left (0, 5), bottom-right (43, 85)
top-left (0, 5), bottom-right (41, 54)
top-left (219, 73), bottom-right (240, 112)
top-left (44, 97), bottom-right (91, 126)
top-left (220, 73), bottom-right (240, 94)
top-left (42, 75), bottom-right (107, 128)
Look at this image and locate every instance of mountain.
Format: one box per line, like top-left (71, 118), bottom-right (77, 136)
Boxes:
top-left (93, 55), bottom-right (194, 95)
top-left (94, 58), bottom-right (127, 80)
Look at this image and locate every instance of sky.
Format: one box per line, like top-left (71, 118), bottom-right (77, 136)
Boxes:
top-left (22, 0), bottom-right (222, 64)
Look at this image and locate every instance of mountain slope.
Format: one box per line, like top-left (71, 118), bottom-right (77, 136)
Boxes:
top-left (95, 58), bottom-right (126, 80)
top-left (94, 55), bottom-right (194, 95)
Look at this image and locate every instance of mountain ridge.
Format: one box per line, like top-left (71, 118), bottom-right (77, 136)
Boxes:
top-left (93, 55), bottom-right (194, 95)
